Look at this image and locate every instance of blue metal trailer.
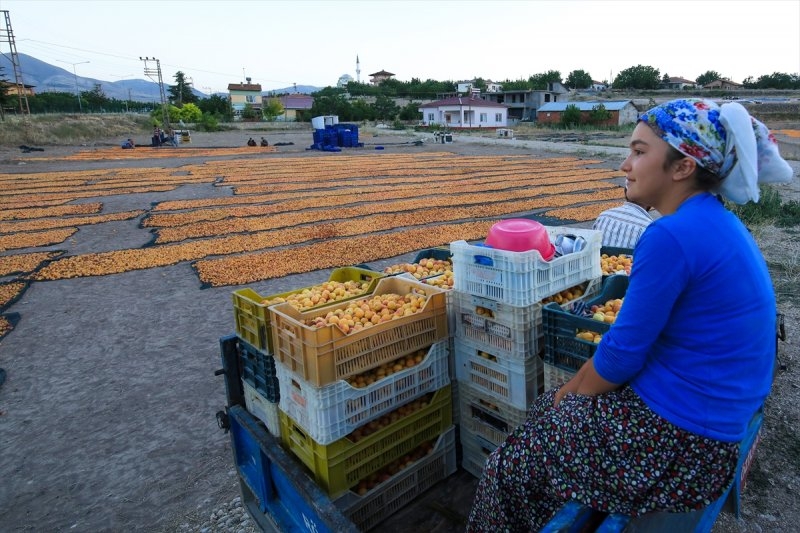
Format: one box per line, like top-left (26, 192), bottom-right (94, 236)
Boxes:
top-left (217, 332), bottom-right (763, 532)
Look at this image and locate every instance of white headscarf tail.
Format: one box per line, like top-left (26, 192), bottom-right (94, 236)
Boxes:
top-left (717, 102), bottom-right (794, 204)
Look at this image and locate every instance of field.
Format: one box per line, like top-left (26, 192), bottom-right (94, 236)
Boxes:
top-left (0, 124), bottom-right (798, 532)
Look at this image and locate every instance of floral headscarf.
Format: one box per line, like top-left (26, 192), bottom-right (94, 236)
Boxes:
top-left (639, 98), bottom-right (794, 204)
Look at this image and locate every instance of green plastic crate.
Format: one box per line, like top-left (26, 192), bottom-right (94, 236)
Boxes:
top-left (232, 266), bottom-right (384, 354)
top-left (279, 384), bottom-right (452, 498)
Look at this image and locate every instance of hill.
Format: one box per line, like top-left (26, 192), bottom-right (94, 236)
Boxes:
top-left (0, 53), bottom-right (322, 101)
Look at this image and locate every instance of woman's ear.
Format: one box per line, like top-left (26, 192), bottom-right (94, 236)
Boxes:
top-left (672, 157), bottom-right (697, 182)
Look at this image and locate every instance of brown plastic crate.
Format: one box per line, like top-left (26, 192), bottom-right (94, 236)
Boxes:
top-left (270, 277), bottom-right (449, 386)
top-left (232, 266), bottom-right (384, 354)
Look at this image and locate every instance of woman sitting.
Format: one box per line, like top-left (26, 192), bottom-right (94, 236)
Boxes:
top-left (467, 99), bottom-right (794, 532)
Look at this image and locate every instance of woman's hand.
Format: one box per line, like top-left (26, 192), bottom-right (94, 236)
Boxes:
top-left (553, 375), bottom-right (580, 407)
top-left (552, 357), bottom-right (621, 407)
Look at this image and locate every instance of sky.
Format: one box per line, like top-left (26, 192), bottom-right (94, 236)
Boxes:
top-left (1, 0), bottom-right (799, 93)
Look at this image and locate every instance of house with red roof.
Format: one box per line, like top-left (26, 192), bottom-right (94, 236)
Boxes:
top-left (419, 97), bottom-right (508, 129)
top-left (662, 76), bottom-right (697, 90)
top-left (274, 94), bottom-right (314, 122)
top-left (369, 70), bottom-right (395, 85)
top-left (228, 78), bottom-right (262, 119)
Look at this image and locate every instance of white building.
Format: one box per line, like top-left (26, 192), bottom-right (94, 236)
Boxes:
top-left (337, 74), bottom-right (354, 88)
top-left (419, 97), bottom-right (508, 129)
top-left (456, 80), bottom-right (503, 94)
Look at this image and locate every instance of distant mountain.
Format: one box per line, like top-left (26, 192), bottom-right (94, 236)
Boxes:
top-left (0, 53), bottom-right (323, 101)
top-left (265, 85), bottom-right (322, 96)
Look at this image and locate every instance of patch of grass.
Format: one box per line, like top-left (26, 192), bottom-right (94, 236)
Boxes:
top-left (0, 114), bottom-right (152, 146)
top-left (729, 186), bottom-right (800, 228)
top-left (767, 251), bottom-right (800, 305)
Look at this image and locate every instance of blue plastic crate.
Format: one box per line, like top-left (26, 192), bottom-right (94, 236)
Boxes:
top-left (239, 338), bottom-right (280, 402)
top-left (542, 275), bottom-right (629, 373)
top-left (228, 405), bottom-right (358, 533)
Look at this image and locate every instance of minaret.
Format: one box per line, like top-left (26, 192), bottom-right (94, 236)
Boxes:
top-left (356, 55), bottom-right (361, 84)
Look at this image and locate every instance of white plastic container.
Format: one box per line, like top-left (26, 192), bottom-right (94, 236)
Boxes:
top-left (242, 379), bottom-right (281, 437)
top-left (311, 116), bottom-right (326, 130)
top-left (454, 336), bottom-right (542, 411)
top-left (276, 340), bottom-right (450, 445)
top-left (451, 226), bottom-right (602, 306)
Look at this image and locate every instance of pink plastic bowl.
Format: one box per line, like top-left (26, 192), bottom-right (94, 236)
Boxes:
top-left (485, 219), bottom-right (556, 259)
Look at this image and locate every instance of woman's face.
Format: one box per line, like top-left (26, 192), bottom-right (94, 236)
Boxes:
top-left (619, 122), bottom-right (675, 211)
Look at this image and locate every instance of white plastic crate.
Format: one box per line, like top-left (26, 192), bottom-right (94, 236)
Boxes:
top-left (543, 361), bottom-right (576, 393)
top-left (453, 279), bottom-right (601, 361)
top-left (276, 340), bottom-right (450, 445)
top-left (459, 426), bottom-right (496, 480)
top-left (451, 226), bottom-right (602, 306)
top-left (454, 337), bottom-right (542, 411)
top-left (242, 379), bottom-right (281, 437)
top-left (459, 382), bottom-right (527, 448)
top-left (453, 291), bottom-right (543, 360)
top-left (334, 425), bottom-right (457, 531)
top-left (451, 367), bottom-right (459, 425)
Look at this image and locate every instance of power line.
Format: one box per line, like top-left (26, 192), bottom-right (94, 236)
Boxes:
top-left (20, 37), bottom-right (296, 86)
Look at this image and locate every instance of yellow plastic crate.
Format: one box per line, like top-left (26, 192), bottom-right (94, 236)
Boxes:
top-left (334, 426), bottom-right (457, 531)
top-left (279, 384), bottom-right (452, 497)
top-left (232, 266), bottom-right (384, 354)
top-left (270, 277), bottom-right (449, 386)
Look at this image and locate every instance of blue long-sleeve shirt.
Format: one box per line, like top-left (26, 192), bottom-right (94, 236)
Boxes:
top-left (593, 193), bottom-right (775, 442)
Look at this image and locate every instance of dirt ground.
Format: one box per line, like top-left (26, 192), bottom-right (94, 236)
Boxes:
top-left (0, 126), bottom-right (798, 532)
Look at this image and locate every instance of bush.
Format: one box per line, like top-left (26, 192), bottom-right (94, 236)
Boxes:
top-left (728, 186), bottom-right (800, 228)
top-left (560, 104), bottom-right (582, 127)
top-left (195, 112), bottom-right (220, 132)
top-left (391, 119), bottom-right (406, 130)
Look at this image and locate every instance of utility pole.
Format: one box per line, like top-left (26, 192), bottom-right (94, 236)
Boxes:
top-left (140, 56), bottom-right (170, 130)
top-left (1, 10), bottom-right (31, 116)
top-left (57, 59), bottom-right (89, 112)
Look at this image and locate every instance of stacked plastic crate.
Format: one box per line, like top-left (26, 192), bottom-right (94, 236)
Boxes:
top-left (449, 226), bottom-right (603, 479)
top-left (381, 247), bottom-right (457, 421)
top-left (231, 267), bottom-right (385, 437)
top-left (268, 275), bottom-right (456, 531)
top-left (542, 274), bottom-right (629, 392)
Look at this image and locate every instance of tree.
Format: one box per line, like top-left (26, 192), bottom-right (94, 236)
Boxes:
top-left (81, 84), bottom-right (109, 112)
top-left (588, 104), bottom-right (611, 125)
top-left (750, 72), bottom-right (800, 89)
top-left (197, 94), bottom-right (232, 120)
top-left (529, 70), bottom-right (562, 90)
top-left (262, 98), bottom-right (285, 121)
top-left (150, 103), bottom-right (182, 125)
top-left (612, 65), bottom-right (661, 90)
top-left (168, 71), bottom-right (198, 107)
top-left (473, 78), bottom-right (488, 92)
top-left (349, 99), bottom-right (375, 122)
top-left (0, 66), bottom-right (9, 118)
top-left (499, 78), bottom-right (532, 90)
top-left (178, 102), bottom-right (202, 122)
top-left (240, 103), bottom-right (258, 120)
top-left (696, 70), bottom-right (722, 86)
top-left (662, 73), bottom-right (671, 84)
top-left (398, 101), bottom-right (422, 121)
top-left (311, 93), bottom-right (347, 117)
top-left (565, 70), bottom-right (592, 90)
top-left (372, 94), bottom-right (399, 120)
top-left (561, 104), bottom-right (582, 127)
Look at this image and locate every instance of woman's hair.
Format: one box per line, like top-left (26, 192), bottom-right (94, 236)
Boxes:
top-left (662, 143), bottom-right (722, 191)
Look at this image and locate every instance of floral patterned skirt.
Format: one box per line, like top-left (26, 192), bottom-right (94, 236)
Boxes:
top-left (466, 386), bottom-right (739, 533)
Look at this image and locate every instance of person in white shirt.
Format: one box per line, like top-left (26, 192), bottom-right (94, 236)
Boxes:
top-left (592, 189), bottom-right (654, 248)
